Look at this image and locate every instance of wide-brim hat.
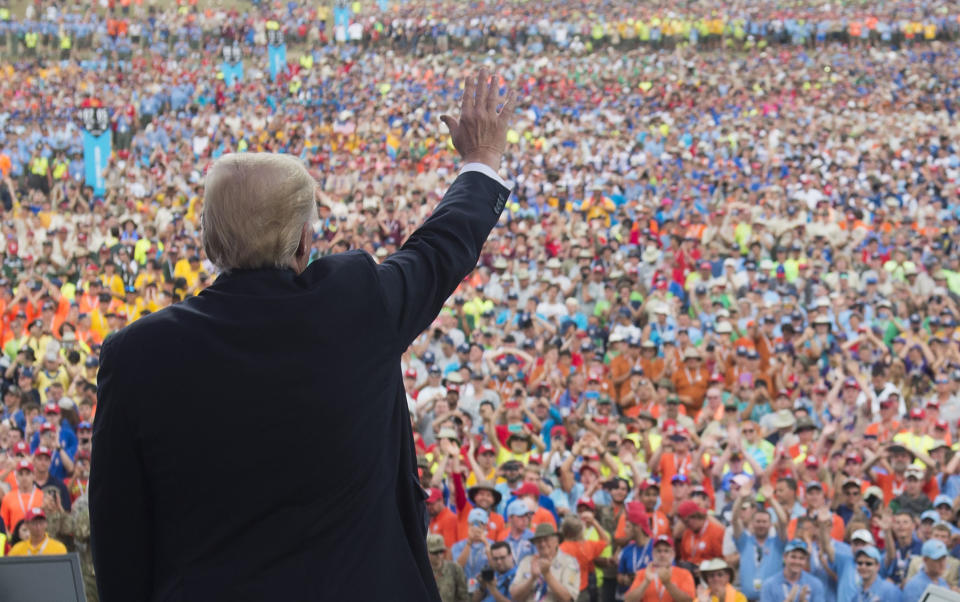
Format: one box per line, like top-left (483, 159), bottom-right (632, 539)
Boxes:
top-left (467, 483), bottom-right (503, 507)
top-left (530, 523), bottom-right (560, 542)
top-left (698, 558), bottom-right (735, 579)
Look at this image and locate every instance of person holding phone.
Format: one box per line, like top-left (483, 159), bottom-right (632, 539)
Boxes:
top-left (475, 541), bottom-right (515, 602)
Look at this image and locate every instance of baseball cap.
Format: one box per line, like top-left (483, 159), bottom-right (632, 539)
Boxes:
top-left (11, 441), bottom-right (29, 456)
top-left (639, 478), bottom-right (660, 491)
top-left (39, 423), bottom-right (56, 433)
top-left (476, 443), bottom-right (495, 455)
top-left (905, 466), bottom-right (925, 480)
top-left (26, 507), bottom-right (46, 521)
top-left (909, 408), bottom-right (926, 420)
top-left (625, 501), bottom-right (651, 536)
top-left (671, 474), bottom-right (690, 485)
top-left (468, 508), bottom-right (489, 526)
top-left (44, 402), bottom-right (60, 415)
top-left (921, 510), bottom-right (941, 523)
top-left (934, 495), bottom-right (953, 508)
top-left (16, 459), bottom-right (33, 473)
top-left (855, 546), bottom-right (882, 564)
top-left (77, 421), bottom-right (92, 431)
top-left (404, 368), bottom-right (417, 379)
top-left (923, 539), bottom-right (949, 559)
top-left (576, 497), bottom-right (596, 511)
top-left (507, 500), bottom-right (532, 518)
top-left (677, 500), bottom-right (704, 519)
top-left (424, 488), bottom-right (443, 504)
top-left (653, 534), bottom-right (674, 548)
top-left (850, 529), bottom-right (875, 545)
top-left (34, 446), bottom-right (52, 458)
top-left (805, 481), bottom-right (823, 492)
top-left (784, 539), bottom-right (809, 555)
top-left (512, 483), bottom-right (540, 499)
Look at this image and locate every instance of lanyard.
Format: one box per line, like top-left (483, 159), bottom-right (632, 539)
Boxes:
top-left (16, 487), bottom-right (38, 517)
top-left (633, 543), bottom-right (652, 573)
top-left (676, 453), bottom-right (691, 477)
top-left (27, 536), bottom-right (49, 556)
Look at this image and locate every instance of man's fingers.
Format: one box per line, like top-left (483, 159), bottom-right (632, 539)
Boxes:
top-left (475, 68), bottom-right (487, 109)
top-left (462, 76), bottom-right (476, 111)
top-left (484, 72), bottom-right (500, 111)
top-left (439, 115), bottom-right (458, 133)
top-left (498, 88), bottom-right (518, 124)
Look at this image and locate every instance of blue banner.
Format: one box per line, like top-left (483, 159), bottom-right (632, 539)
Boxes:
top-left (82, 130), bottom-right (111, 197)
top-left (268, 43), bottom-right (286, 81)
top-left (334, 6), bottom-right (350, 28)
top-left (222, 61), bottom-right (244, 86)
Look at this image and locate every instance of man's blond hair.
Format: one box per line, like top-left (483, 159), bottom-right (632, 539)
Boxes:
top-left (202, 153), bottom-right (317, 271)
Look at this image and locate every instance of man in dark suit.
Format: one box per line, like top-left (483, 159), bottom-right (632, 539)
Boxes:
top-left (90, 71), bottom-right (517, 601)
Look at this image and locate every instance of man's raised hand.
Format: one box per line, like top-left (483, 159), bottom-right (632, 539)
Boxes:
top-left (440, 69), bottom-right (518, 173)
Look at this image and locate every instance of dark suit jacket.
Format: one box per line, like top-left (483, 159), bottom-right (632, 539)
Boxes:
top-left (90, 170), bottom-right (509, 601)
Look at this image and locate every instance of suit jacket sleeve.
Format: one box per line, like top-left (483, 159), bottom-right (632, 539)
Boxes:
top-left (90, 334), bottom-right (155, 601)
top-left (375, 170), bottom-right (509, 348)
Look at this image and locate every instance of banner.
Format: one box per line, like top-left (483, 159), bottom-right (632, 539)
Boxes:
top-left (267, 30), bottom-right (286, 81)
top-left (82, 130), bottom-right (111, 197)
top-left (334, 5), bottom-right (350, 28)
top-left (222, 61), bottom-right (244, 86)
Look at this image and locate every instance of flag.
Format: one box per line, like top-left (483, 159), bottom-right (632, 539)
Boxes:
top-left (82, 129), bottom-right (111, 196)
top-left (386, 134), bottom-right (400, 160)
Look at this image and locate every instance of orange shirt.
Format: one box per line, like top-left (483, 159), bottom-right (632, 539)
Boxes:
top-left (657, 453), bottom-right (695, 513)
top-left (1, 486), bottom-right (43, 532)
top-left (788, 512), bottom-right (845, 541)
top-left (672, 366), bottom-right (710, 411)
top-left (609, 355), bottom-right (631, 402)
top-left (628, 566), bottom-right (696, 602)
top-left (456, 505), bottom-right (504, 542)
top-left (530, 506), bottom-right (557, 530)
top-left (679, 519), bottom-right (725, 564)
top-left (429, 507), bottom-right (459, 551)
top-left (560, 539), bottom-right (608, 592)
top-left (639, 357), bottom-right (665, 382)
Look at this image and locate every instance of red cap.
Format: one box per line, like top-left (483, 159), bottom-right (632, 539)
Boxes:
top-left (710, 372), bottom-right (724, 383)
top-left (653, 534), bottom-right (674, 547)
top-left (16, 459), bottom-right (33, 472)
top-left (26, 507), bottom-right (46, 521)
top-left (909, 408), bottom-right (926, 420)
top-left (44, 402), bottom-right (60, 415)
top-left (935, 419), bottom-right (949, 431)
top-left (404, 368), bottom-right (417, 379)
top-left (575, 497), bottom-right (596, 511)
top-left (528, 453), bottom-right (542, 465)
top-left (639, 478), bottom-right (660, 491)
top-left (845, 453), bottom-right (863, 464)
top-left (587, 374), bottom-right (600, 383)
top-left (804, 456), bottom-right (819, 468)
top-left (579, 464), bottom-right (599, 476)
top-left (673, 427), bottom-right (690, 439)
top-left (879, 398), bottom-right (897, 407)
top-left (34, 446), bottom-right (52, 458)
top-left (446, 384), bottom-right (460, 393)
top-left (777, 389), bottom-right (790, 398)
top-left (550, 425), bottom-right (568, 438)
top-left (700, 261), bottom-right (712, 269)
top-left (477, 444), bottom-right (496, 455)
top-left (75, 449), bottom-right (91, 462)
top-left (39, 423), bottom-right (56, 433)
top-left (677, 500), bottom-right (705, 519)
top-left (813, 384), bottom-right (828, 393)
top-left (12, 442), bottom-right (29, 456)
top-left (926, 400), bottom-right (941, 409)
top-left (425, 488), bottom-right (443, 504)
top-left (843, 378), bottom-right (860, 389)
top-left (504, 401), bottom-right (520, 410)
top-left (625, 502), bottom-right (652, 536)
top-left (513, 483), bottom-right (540, 498)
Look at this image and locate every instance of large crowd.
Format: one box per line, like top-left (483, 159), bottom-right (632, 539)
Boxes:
top-left (3, 0), bottom-right (960, 601)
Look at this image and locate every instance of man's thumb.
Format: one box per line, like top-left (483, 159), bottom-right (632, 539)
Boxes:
top-left (439, 115), bottom-right (457, 132)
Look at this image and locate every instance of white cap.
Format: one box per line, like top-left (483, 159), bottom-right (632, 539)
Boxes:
top-left (851, 529), bottom-right (875, 545)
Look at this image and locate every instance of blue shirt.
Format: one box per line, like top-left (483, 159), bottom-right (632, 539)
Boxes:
top-left (832, 542), bottom-right (859, 602)
top-left (479, 566), bottom-right (516, 602)
top-left (903, 569), bottom-right (947, 602)
top-left (618, 540), bottom-right (653, 597)
top-left (501, 531), bottom-right (535, 565)
top-left (884, 536), bottom-right (923, 585)
top-left (450, 539), bottom-right (492, 588)
top-left (855, 577), bottom-right (901, 602)
top-left (760, 571), bottom-right (825, 602)
top-left (736, 532), bottom-right (786, 600)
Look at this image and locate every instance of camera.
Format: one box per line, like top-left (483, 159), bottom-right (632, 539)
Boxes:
top-left (481, 568), bottom-right (495, 582)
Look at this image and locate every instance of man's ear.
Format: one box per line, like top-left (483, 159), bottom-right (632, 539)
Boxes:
top-left (296, 223), bottom-right (310, 259)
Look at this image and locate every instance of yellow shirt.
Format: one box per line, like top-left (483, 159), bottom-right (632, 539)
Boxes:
top-left (9, 535), bottom-right (68, 556)
top-left (100, 273), bottom-right (125, 297)
top-left (35, 367), bottom-right (70, 402)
